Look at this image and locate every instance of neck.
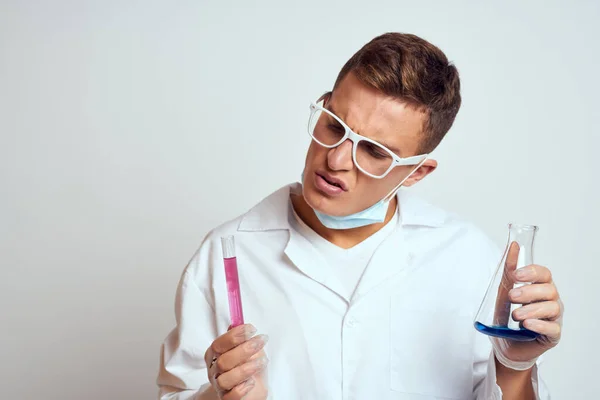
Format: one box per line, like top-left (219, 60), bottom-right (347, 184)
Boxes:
top-left (291, 194), bottom-right (398, 249)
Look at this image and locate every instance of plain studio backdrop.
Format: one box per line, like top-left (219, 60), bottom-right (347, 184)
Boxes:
top-left (1, 1), bottom-right (599, 399)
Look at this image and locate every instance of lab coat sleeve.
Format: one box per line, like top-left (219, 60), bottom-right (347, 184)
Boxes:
top-left (156, 238), bottom-right (221, 400)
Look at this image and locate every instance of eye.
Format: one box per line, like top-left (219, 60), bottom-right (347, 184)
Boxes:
top-left (364, 143), bottom-right (388, 159)
top-left (327, 121), bottom-right (345, 135)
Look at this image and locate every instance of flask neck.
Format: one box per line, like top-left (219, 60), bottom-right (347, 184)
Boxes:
top-left (507, 223), bottom-right (538, 266)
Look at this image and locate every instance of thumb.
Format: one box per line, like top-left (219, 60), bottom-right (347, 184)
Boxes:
top-left (493, 241), bottom-right (519, 325)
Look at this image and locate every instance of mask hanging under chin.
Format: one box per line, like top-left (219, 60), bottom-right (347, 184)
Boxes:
top-left (299, 160), bottom-right (425, 230)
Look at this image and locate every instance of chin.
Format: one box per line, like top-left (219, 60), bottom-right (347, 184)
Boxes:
top-left (302, 184), bottom-right (350, 217)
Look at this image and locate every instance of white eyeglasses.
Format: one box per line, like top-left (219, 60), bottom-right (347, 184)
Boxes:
top-left (308, 92), bottom-right (428, 179)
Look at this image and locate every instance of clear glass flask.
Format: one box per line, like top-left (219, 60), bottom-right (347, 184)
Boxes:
top-left (474, 223), bottom-right (541, 342)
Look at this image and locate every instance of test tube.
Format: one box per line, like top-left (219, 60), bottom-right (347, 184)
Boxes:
top-left (221, 235), bottom-right (245, 328)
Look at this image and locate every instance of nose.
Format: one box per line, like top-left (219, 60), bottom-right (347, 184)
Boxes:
top-left (327, 139), bottom-right (354, 171)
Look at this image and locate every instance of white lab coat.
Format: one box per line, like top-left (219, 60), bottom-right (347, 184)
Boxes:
top-left (157, 183), bottom-right (549, 399)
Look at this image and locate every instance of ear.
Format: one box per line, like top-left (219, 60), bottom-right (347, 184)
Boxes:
top-left (320, 91), bottom-right (332, 106)
top-left (402, 158), bottom-right (438, 187)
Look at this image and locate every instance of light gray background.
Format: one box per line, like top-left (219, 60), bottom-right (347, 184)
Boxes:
top-left (1, 1), bottom-right (598, 399)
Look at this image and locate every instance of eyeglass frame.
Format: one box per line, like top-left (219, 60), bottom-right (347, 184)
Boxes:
top-left (308, 92), bottom-right (428, 179)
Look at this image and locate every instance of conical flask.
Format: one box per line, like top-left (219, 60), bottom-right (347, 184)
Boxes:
top-left (474, 223), bottom-right (541, 341)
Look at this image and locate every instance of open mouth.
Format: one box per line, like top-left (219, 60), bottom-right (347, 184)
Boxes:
top-left (321, 175), bottom-right (342, 188)
top-left (317, 173), bottom-right (345, 190)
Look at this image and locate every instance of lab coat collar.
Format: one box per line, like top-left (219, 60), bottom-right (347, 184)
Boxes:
top-left (237, 182), bottom-right (447, 232)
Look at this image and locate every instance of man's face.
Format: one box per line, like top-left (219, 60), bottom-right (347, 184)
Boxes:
top-left (302, 72), bottom-right (437, 216)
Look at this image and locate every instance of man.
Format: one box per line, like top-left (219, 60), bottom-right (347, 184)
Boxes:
top-left (157, 32), bottom-right (563, 399)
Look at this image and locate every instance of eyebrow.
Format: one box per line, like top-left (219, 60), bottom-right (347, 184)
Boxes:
top-left (326, 103), bottom-right (402, 156)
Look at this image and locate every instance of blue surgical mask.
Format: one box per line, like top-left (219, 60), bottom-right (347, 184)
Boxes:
top-left (299, 162), bottom-right (424, 230)
top-left (314, 197), bottom-right (390, 230)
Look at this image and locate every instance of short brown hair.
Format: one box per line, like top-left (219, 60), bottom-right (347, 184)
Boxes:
top-left (333, 32), bottom-right (461, 153)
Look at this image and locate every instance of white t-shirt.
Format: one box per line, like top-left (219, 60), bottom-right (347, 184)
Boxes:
top-left (289, 200), bottom-right (399, 301)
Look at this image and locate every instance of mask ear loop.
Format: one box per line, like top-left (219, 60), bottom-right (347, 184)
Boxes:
top-left (382, 157), bottom-right (429, 203)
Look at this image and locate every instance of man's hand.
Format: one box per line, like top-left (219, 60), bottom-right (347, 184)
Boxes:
top-left (204, 324), bottom-right (269, 400)
top-left (493, 242), bottom-right (564, 370)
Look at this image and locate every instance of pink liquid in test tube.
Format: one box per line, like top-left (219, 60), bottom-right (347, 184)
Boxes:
top-left (221, 235), bottom-right (244, 328)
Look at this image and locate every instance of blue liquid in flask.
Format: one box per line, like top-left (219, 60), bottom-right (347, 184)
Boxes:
top-left (474, 322), bottom-right (539, 342)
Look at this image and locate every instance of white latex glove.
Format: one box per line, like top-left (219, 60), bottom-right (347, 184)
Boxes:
top-left (492, 242), bottom-right (563, 370)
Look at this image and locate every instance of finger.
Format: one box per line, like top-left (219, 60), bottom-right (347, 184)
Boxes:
top-left (222, 377), bottom-right (256, 400)
top-left (523, 319), bottom-right (562, 340)
top-left (211, 324), bottom-right (257, 355)
top-left (502, 241), bottom-right (519, 286)
top-left (205, 346), bottom-right (216, 370)
top-left (247, 349), bottom-right (266, 361)
top-left (215, 334), bottom-right (269, 373)
top-left (509, 283), bottom-right (559, 304)
top-left (216, 356), bottom-right (268, 391)
top-left (513, 264), bottom-right (553, 284)
top-left (493, 241), bottom-right (520, 325)
top-left (512, 301), bottom-right (561, 321)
